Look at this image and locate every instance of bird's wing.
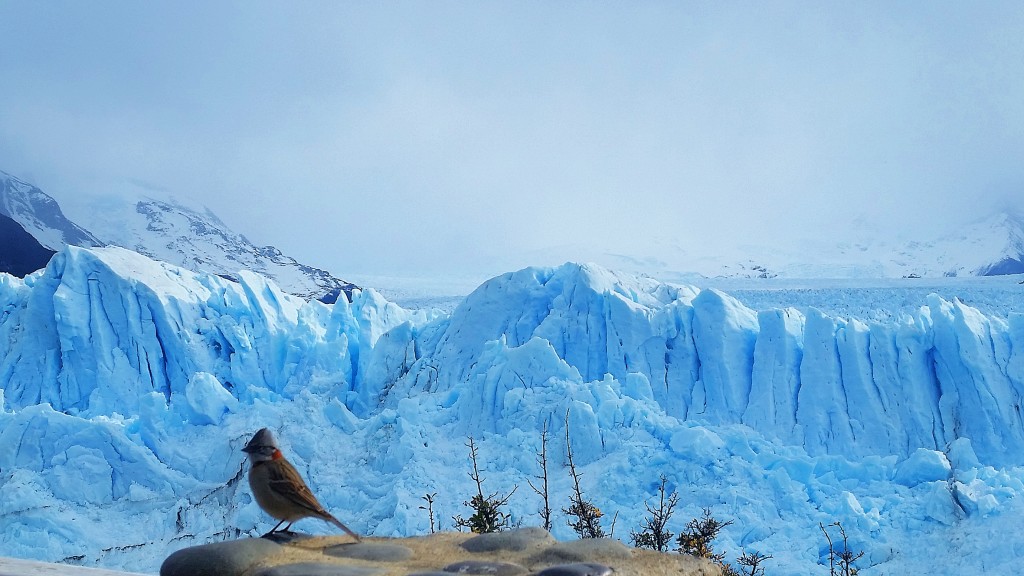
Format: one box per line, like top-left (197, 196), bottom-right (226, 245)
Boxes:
top-left (267, 459), bottom-right (328, 516)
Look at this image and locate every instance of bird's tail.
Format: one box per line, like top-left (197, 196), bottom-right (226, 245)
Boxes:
top-left (324, 513), bottom-right (362, 541)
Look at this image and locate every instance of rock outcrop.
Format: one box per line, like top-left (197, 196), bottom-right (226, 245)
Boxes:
top-left (160, 529), bottom-right (720, 576)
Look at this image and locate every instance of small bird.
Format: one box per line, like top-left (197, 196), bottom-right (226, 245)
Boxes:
top-left (242, 428), bottom-right (361, 541)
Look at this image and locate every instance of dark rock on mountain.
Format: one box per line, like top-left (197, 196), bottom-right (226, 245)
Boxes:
top-left (0, 212), bottom-right (55, 276)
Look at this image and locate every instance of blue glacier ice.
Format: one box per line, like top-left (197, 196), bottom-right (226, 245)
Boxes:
top-left (1, 246), bottom-right (1023, 574)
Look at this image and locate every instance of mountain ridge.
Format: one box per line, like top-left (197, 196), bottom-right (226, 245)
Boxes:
top-left (0, 170), bottom-right (102, 250)
top-left (0, 170), bottom-right (357, 301)
top-left (99, 195), bottom-right (358, 302)
top-left (972, 210), bottom-right (1024, 275)
top-left (570, 210), bottom-right (1024, 282)
top-left (2, 168), bottom-right (1022, 293)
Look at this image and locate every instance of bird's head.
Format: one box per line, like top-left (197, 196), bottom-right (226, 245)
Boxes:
top-left (242, 428), bottom-right (281, 462)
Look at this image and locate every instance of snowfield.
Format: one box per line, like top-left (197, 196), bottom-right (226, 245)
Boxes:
top-left (1, 246), bottom-right (1023, 575)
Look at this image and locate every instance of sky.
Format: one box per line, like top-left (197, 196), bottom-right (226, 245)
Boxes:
top-left (1, 2), bottom-right (1023, 280)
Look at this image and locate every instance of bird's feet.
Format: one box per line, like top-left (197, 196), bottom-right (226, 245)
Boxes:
top-left (261, 529), bottom-right (295, 539)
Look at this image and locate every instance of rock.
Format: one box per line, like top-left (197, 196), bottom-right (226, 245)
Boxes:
top-left (535, 563), bottom-right (614, 576)
top-left (255, 562), bottom-right (385, 576)
top-left (441, 560), bottom-right (528, 575)
top-left (528, 539), bottom-right (632, 565)
top-left (159, 530), bottom-right (716, 576)
top-left (325, 542), bottom-right (415, 562)
top-left (461, 528), bottom-right (555, 553)
top-left (160, 537), bottom-right (283, 576)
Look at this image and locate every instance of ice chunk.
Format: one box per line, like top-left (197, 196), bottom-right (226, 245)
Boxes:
top-left (49, 445), bottom-right (114, 504)
top-left (183, 372), bottom-right (238, 425)
top-left (946, 437), bottom-right (981, 471)
top-left (953, 480), bottom-right (1000, 517)
top-left (669, 426), bottom-right (725, 460)
top-left (894, 449), bottom-right (952, 486)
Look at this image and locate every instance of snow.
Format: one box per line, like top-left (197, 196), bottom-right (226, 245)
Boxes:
top-left (0, 172), bottom-right (101, 251)
top-left (53, 191), bottom-right (353, 301)
top-left (1, 247), bottom-right (1024, 574)
top-left (479, 211), bottom-right (1024, 283)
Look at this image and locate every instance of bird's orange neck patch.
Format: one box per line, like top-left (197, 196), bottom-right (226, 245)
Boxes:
top-left (272, 449), bottom-right (283, 461)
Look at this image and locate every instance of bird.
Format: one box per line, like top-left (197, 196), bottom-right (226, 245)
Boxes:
top-left (242, 428), bottom-right (361, 541)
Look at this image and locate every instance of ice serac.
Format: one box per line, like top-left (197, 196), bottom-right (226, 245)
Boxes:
top-left (928, 295), bottom-right (1024, 463)
top-left (745, 307), bottom-right (804, 438)
top-left (382, 261), bottom-right (1024, 465)
top-left (690, 289), bottom-right (758, 423)
top-left (2, 254), bottom-right (1021, 462)
top-left (0, 246), bottom-right (422, 418)
top-left (410, 264), bottom-right (696, 392)
top-left (795, 309), bottom-right (854, 455)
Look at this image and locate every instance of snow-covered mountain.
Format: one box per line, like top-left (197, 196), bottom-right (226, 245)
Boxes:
top-left (65, 194), bottom-right (358, 303)
top-left (5, 169), bottom-right (1022, 297)
top-left (0, 171), bottom-right (102, 251)
top-left (566, 211), bottom-right (1024, 282)
top-left (0, 170), bottom-right (356, 302)
top-left (964, 211), bottom-right (1024, 275)
top-left (808, 210), bottom-right (1024, 278)
top-left (2, 247), bottom-right (1023, 575)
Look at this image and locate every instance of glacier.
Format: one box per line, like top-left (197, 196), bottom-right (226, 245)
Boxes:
top-left (1, 246), bottom-right (1023, 574)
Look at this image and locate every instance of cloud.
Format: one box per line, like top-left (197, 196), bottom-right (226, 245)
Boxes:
top-left (1, 2), bottom-right (1023, 277)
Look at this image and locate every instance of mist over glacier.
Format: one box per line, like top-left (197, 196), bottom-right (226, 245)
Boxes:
top-left (1, 246), bottom-right (1023, 574)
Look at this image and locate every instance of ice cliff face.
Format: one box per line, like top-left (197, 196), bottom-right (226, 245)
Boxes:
top-left (387, 263), bottom-right (1024, 464)
top-left (0, 246), bottom-right (412, 419)
top-left (1, 248), bottom-right (1023, 574)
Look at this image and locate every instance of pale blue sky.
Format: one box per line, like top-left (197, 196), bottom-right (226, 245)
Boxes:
top-left (1, 2), bottom-right (1022, 277)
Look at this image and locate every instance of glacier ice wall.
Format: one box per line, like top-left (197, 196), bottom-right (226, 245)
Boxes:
top-left (388, 263), bottom-right (1024, 465)
top-left (1, 247), bottom-right (1023, 574)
